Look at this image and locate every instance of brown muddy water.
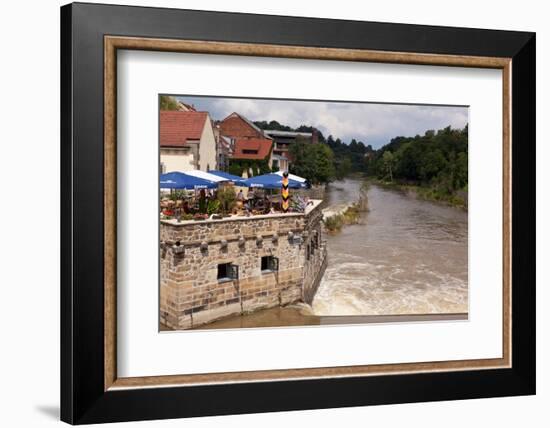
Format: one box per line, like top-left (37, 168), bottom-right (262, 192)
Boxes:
top-left (195, 178), bottom-right (468, 330)
top-left (313, 179), bottom-right (468, 316)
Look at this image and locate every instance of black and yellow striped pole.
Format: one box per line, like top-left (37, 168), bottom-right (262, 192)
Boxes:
top-left (281, 172), bottom-right (290, 213)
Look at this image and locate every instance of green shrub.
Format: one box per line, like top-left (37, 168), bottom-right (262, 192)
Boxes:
top-left (217, 187), bottom-right (237, 214)
top-left (324, 204), bottom-right (362, 233)
top-left (342, 204), bottom-right (360, 224)
top-left (207, 199), bottom-right (221, 215)
top-left (168, 190), bottom-right (187, 201)
top-left (324, 214), bottom-right (344, 232)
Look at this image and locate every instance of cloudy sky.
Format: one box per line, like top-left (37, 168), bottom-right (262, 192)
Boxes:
top-left (176, 95), bottom-right (468, 149)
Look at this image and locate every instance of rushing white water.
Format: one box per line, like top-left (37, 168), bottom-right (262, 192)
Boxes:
top-left (312, 179), bottom-right (468, 316)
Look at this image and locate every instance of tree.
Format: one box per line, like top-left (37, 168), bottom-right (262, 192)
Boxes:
top-left (454, 152), bottom-right (468, 189)
top-left (395, 142), bottom-right (418, 180)
top-left (159, 95), bottom-right (180, 111)
top-left (382, 151), bottom-right (397, 182)
top-left (418, 149), bottom-right (446, 182)
top-left (295, 125), bottom-right (325, 142)
top-left (365, 123), bottom-right (468, 207)
top-left (312, 143), bottom-right (336, 183)
top-left (289, 141), bottom-right (335, 184)
top-left (253, 120), bottom-right (293, 131)
top-left (334, 157), bottom-right (352, 179)
top-left (289, 142), bottom-right (315, 182)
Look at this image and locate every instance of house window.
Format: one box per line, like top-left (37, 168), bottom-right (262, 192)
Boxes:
top-left (218, 263), bottom-right (238, 281)
top-left (160, 162), bottom-right (166, 174)
top-left (272, 160), bottom-right (279, 171)
top-left (306, 245), bottom-right (310, 260)
top-left (243, 149), bottom-right (258, 154)
top-left (261, 256), bottom-right (279, 272)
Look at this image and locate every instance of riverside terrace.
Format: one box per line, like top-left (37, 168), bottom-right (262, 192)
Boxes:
top-left (160, 200), bottom-right (327, 330)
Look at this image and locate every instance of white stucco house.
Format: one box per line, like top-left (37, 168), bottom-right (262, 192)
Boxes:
top-left (160, 111), bottom-right (217, 173)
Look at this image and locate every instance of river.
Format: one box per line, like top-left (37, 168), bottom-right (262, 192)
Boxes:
top-left (312, 178), bottom-right (468, 316)
top-left (196, 178), bottom-right (468, 330)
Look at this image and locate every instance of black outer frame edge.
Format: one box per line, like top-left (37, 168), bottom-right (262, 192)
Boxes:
top-left (510, 34), bottom-right (536, 392)
top-left (79, 370), bottom-right (530, 425)
top-left (60, 2), bottom-right (536, 424)
top-left (60, 4), bottom-right (74, 425)
top-left (70, 1), bottom-right (533, 57)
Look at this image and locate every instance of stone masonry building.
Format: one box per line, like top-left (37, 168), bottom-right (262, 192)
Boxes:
top-left (160, 200), bottom-right (327, 330)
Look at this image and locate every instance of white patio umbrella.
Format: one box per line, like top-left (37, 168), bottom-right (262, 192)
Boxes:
top-left (184, 170), bottom-right (230, 183)
top-left (273, 171), bottom-right (307, 183)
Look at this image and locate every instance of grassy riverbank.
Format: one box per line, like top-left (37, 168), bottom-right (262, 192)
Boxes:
top-left (370, 179), bottom-right (468, 210)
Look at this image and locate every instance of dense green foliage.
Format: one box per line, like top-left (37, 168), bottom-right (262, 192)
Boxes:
top-left (365, 125), bottom-right (468, 204)
top-left (250, 119), bottom-right (468, 204)
top-left (216, 186), bottom-right (237, 214)
top-left (254, 121), bottom-right (368, 183)
top-left (288, 141), bottom-right (336, 184)
top-left (254, 121), bottom-right (374, 179)
top-left (253, 120), bottom-right (294, 132)
top-left (326, 136), bottom-right (374, 177)
top-left (228, 159), bottom-right (272, 177)
top-left (159, 95), bottom-right (180, 111)
top-left (254, 121), bottom-right (336, 183)
top-left (254, 121), bottom-right (327, 140)
top-left (207, 199), bottom-right (221, 215)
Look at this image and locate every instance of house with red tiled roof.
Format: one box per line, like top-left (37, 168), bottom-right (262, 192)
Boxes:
top-left (218, 112), bottom-right (279, 176)
top-left (219, 112), bottom-right (271, 141)
top-left (233, 138), bottom-right (273, 160)
top-left (160, 111), bottom-right (217, 173)
top-left (230, 137), bottom-right (275, 177)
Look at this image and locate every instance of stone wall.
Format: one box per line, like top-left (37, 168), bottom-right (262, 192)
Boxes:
top-left (160, 201), bottom-right (326, 330)
top-left (302, 203), bottom-right (328, 303)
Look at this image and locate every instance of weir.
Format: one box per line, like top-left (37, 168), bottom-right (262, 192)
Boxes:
top-left (160, 199), bottom-right (326, 329)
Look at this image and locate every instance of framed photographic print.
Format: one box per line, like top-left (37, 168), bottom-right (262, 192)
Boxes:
top-left (60, 2), bottom-right (536, 424)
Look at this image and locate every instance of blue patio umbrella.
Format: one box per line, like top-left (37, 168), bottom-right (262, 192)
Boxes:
top-left (242, 173), bottom-right (306, 189)
top-left (207, 170), bottom-right (247, 185)
top-left (160, 172), bottom-right (217, 190)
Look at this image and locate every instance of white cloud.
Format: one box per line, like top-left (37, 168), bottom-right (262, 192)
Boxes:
top-left (177, 95), bottom-right (468, 148)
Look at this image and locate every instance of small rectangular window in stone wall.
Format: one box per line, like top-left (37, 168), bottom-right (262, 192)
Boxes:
top-left (217, 263), bottom-right (232, 280)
